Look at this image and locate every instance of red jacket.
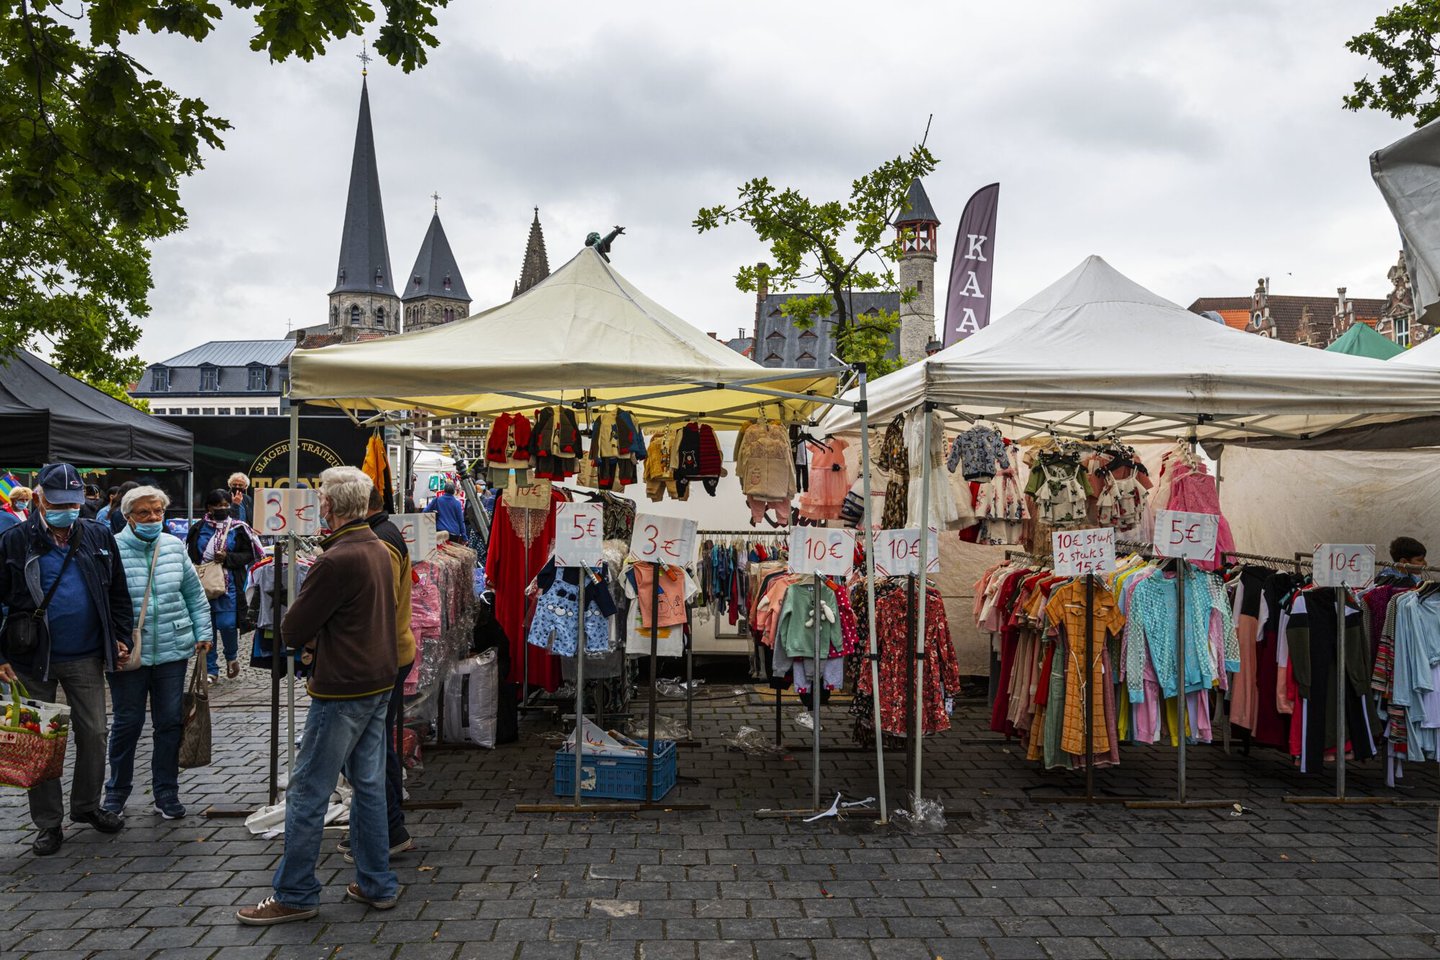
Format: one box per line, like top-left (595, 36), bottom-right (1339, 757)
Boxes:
top-left (485, 413), bottom-right (533, 465)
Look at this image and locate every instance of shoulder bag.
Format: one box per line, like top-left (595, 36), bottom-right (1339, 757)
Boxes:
top-left (196, 520), bottom-right (230, 600)
top-left (2, 540), bottom-right (78, 661)
top-left (120, 542), bottom-right (160, 672)
top-left (178, 659), bottom-right (212, 768)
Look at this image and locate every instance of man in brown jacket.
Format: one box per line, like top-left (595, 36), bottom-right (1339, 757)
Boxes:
top-left (237, 467), bottom-right (400, 926)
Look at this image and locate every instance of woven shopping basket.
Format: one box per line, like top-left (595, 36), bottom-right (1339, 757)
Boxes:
top-left (0, 681), bottom-right (70, 789)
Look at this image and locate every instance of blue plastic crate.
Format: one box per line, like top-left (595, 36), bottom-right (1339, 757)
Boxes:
top-left (553, 738), bottom-right (677, 802)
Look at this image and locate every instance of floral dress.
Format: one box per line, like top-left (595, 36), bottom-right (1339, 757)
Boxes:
top-left (875, 416), bottom-right (909, 530)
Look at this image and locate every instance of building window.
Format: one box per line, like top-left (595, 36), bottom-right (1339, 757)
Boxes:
top-left (375, 268), bottom-right (385, 288)
top-left (376, 306), bottom-right (386, 327)
top-left (200, 366), bottom-right (218, 391)
top-left (201, 407), bottom-right (215, 415)
top-left (443, 276), bottom-right (452, 292)
top-left (249, 407), bottom-right (266, 415)
top-left (350, 305), bottom-right (361, 325)
top-left (917, 280), bottom-right (924, 293)
top-left (216, 407), bottom-right (231, 416)
top-left (1396, 314), bottom-right (1411, 348)
top-left (186, 407), bottom-right (200, 415)
top-left (150, 367), bottom-right (170, 392)
top-left (248, 366), bottom-right (266, 391)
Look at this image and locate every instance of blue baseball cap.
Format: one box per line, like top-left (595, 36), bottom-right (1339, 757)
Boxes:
top-left (37, 463), bottom-right (86, 505)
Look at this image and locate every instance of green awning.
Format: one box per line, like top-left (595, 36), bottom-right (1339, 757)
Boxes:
top-left (1325, 323), bottom-right (1406, 360)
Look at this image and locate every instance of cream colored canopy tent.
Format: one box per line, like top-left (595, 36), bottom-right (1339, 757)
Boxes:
top-left (1392, 333), bottom-right (1440, 366)
top-left (818, 255), bottom-right (1440, 443)
top-left (290, 246), bottom-right (840, 426)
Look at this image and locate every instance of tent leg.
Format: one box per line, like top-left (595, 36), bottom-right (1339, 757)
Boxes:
top-left (286, 404), bottom-right (300, 775)
top-left (857, 365), bottom-right (887, 824)
top-left (185, 470), bottom-right (194, 523)
top-left (913, 404), bottom-right (933, 807)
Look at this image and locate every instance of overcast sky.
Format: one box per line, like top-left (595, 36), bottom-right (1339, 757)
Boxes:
top-left (128, 0), bottom-right (1412, 363)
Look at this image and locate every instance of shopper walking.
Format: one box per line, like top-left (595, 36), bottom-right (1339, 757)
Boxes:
top-left (423, 482), bottom-right (467, 540)
top-left (186, 489), bottom-right (260, 682)
top-left (108, 482), bottom-right (139, 535)
top-left (361, 485), bottom-right (417, 861)
top-left (237, 466), bottom-right (400, 925)
top-left (0, 463), bottom-right (132, 856)
top-left (105, 486), bottom-right (213, 821)
top-left (228, 472), bottom-right (254, 526)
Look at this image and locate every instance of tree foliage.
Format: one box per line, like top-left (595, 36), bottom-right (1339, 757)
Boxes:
top-left (696, 146), bottom-right (938, 377)
top-left (1345, 2), bottom-right (1440, 125)
top-left (0, 0), bottom-right (448, 403)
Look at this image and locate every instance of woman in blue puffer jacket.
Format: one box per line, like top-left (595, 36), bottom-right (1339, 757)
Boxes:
top-left (104, 486), bottom-right (213, 821)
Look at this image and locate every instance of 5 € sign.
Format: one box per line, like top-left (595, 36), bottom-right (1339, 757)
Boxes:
top-left (1153, 510), bottom-right (1219, 561)
top-left (556, 503), bottom-right (603, 567)
top-left (256, 488), bottom-right (322, 536)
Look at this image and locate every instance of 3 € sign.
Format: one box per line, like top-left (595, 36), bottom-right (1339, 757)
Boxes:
top-left (631, 514), bottom-right (698, 566)
top-left (256, 488), bottom-right (321, 536)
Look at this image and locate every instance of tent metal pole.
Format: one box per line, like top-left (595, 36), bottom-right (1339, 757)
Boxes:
top-left (286, 403), bottom-right (300, 775)
top-left (857, 365), bottom-right (887, 823)
top-left (913, 404), bottom-right (933, 806)
top-left (185, 470), bottom-right (194, 523)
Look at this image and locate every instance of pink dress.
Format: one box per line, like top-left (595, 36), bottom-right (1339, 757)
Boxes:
top-left (798, 438), bottom-right (852, 521)
top-left (1164, 463), bottom-right (1235, 571)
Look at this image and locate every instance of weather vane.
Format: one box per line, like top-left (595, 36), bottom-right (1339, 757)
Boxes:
top-left (358, 41), bottom-right (372, 77)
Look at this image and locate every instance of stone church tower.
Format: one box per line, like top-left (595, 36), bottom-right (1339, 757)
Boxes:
top-left (402, 207), bottom-right (471, 332)
top-left (895, 178), bottom-right (940, 363)
top-left (513, 207), bottom-right (551, 298)
top-left (328, 76), bottom-right (401, 340)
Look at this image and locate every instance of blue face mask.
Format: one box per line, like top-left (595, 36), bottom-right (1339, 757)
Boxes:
top-left (45, 508), bottom-right (79, 528)
top-left (12, 501), bottom-right (28, 513)
top-left (133, 521), bottom-right (163, 541)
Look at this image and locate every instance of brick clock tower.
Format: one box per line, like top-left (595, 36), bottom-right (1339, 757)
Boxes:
top-left (895, 178), bottom-right (940, 363)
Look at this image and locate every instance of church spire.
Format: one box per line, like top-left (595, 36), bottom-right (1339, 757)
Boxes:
top-left (330, 78), bottom-right (396, 301)
top-left (327, 73), bottom-right (400, 338)
top-left (512, 207), bottom-right (551, 299)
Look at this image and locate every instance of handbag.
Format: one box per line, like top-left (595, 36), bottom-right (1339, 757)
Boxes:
top-left (178, 659), bottom-right (212, 768)
top-left (197, 520), bottom-right (231, 600)
top-left (2, 539), bottom-right (78, 661)
top-left (121, 541), bottom-right (161, 672)
top-left (0, 680), bottom-right (71, 789)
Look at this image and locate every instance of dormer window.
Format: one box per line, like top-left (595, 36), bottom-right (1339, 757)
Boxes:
top-left (200, 364), bottom-right (219, 392)
top-left (443, 276), bottom-right (452, 292)
top-left (374, 268), bottom-right (384, 288)
top-left (151, 366), bottom-right (170, 392)
top-left (247, 364), bottom-right (267, 391)
top-left (338, 268), bottom-right (346, 285)
top-left (413, 276), bottom-right (422, 288)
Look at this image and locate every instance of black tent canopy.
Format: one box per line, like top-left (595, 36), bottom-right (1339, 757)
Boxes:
top-left (0, 351), bottom-right (193, 470)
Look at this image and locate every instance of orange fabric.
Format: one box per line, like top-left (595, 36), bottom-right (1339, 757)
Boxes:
top-left (1046, 580), bottom-right (1126, 757)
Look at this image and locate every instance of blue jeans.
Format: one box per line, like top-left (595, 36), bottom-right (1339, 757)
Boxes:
top-left (384, 662), bottom-right (413, 844)
top-left (104, 659), bottom-right (189, 810)
top-left (273, 693), bottom-right (396, 908)
top-left (206, 626), bottom-right (239, 675)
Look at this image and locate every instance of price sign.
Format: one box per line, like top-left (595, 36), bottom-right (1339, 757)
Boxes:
top-left (873, 527), bottom-right (940, 577)
top-left (391, 513), bottom-right (438, 564)
top-left (556, 502), bottom-right (603, 567)
top-left (1153, 510), bottom-right (1220, 561)
top-left (1313, 543), bottom-right (1376, 588)
top-left (426, 473), bottom-right (444, 493)
top-left (788, 528), bottom-right (856, 576)
top-left (631, 514), bottom-right (697, 566)
top-left (1051, 527), bottom-right (1117, 577)
top-left (256, 488), bottom-right (322, 536)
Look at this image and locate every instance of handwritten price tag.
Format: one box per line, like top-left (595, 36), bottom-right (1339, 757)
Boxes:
top-left (788, 528), bottom-right (855, 576)
top-left (873, 528), bottom-right (940, 578)
top-left (391, 513), bottom-right (438, 565)
top-left (631, 514), bottom-right (698, 566)
top-left (556, 502), bottom-right (603, 567)
top-left (1052, 527), bottom-right (1117, 577)
top-left (1312, 543), bottom-right (1376, 588)
top-left (1153, 510), bottom-right (1219, 561)
top-left (256, 488), bottom-right (322, 536)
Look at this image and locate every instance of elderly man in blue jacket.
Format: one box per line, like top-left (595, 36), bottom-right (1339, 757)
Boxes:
top-left (0, 463), bottom-right (133, 856)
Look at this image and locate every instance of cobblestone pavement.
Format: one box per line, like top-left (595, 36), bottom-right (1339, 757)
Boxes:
top-left (3, 666), bottom-right (1439, 960)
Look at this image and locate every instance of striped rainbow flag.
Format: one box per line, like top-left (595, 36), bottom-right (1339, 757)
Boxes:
top-left (0, 473), bottom-right (17, 507)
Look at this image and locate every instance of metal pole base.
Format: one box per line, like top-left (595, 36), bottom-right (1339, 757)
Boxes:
top-left (514, 801), bottom-right (712, 814)
top-left (754, 807), bottom-right (885, 820)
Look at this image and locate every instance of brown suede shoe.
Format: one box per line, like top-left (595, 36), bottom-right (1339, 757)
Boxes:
top-left (236, 896), bottom-right (318, 926)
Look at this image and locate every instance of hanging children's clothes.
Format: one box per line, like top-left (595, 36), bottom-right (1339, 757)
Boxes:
top-left (485, 412), bottom-right (533, 487)
top-left (526, 561), bottom-right (616, 655)
top-left (623, 561), bottom-right (697, 657)
top-left (948, 425), bottom-right (1009, 481)
top-left (875, 416), bottom-right (909, 529)
top-left (1026, 449), bottom-right (1089, 526)
top-left (852, 581), bottom-right (961, 742)
top-left (1286, 587), bottom-right (1377, 773)
top-left (905, 408), bottom-right (960, 530)
top-left (735, 420), bottom-right (795, 524)
top-left (532, 406), bottom-right (583, 481)
top-left (797, 437), bottom-right (852, 521)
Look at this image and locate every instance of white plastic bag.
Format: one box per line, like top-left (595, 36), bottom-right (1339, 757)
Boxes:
top-left (442, 649), bottom-right (498, 748)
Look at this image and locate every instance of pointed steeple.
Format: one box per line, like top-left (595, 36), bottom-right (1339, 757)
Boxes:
top-left (512, 207), bottom-right (551, 299)
top-left (895, 177), bottom-right (939, 226)
top-left (331, 79), bottom-right (396, 299)
top-left (403, 211), bottom-right (469, 302)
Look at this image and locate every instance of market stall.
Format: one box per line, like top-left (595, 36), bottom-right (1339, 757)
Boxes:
top-left (287, 246), bottom-right (894, 817)
top-left (818, 255), bottom-right (1440, 807)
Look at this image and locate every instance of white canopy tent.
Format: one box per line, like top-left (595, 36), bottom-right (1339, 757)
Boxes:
top-left (819, 256), bottom-right (1440, 443)
top-left (1392, 333), bottom-right (1440, 366)
top-left (816, 255), bottom-right (1440, 806)
top-left (291, 246), bottom-right (840, 427)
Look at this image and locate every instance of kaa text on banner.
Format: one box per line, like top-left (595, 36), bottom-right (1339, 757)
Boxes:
top-left (942, 183), bottom-right (999, 347)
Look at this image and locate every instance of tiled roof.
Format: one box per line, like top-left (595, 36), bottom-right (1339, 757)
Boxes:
top-left (1217, 309), bottom-right (1249, 331)
top-left (1187, 296), bottom-right (1388, 343)
top-left (756, 292), bottom-right (900, 368)
top-left (158, 340), bottom-right (294, 367)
